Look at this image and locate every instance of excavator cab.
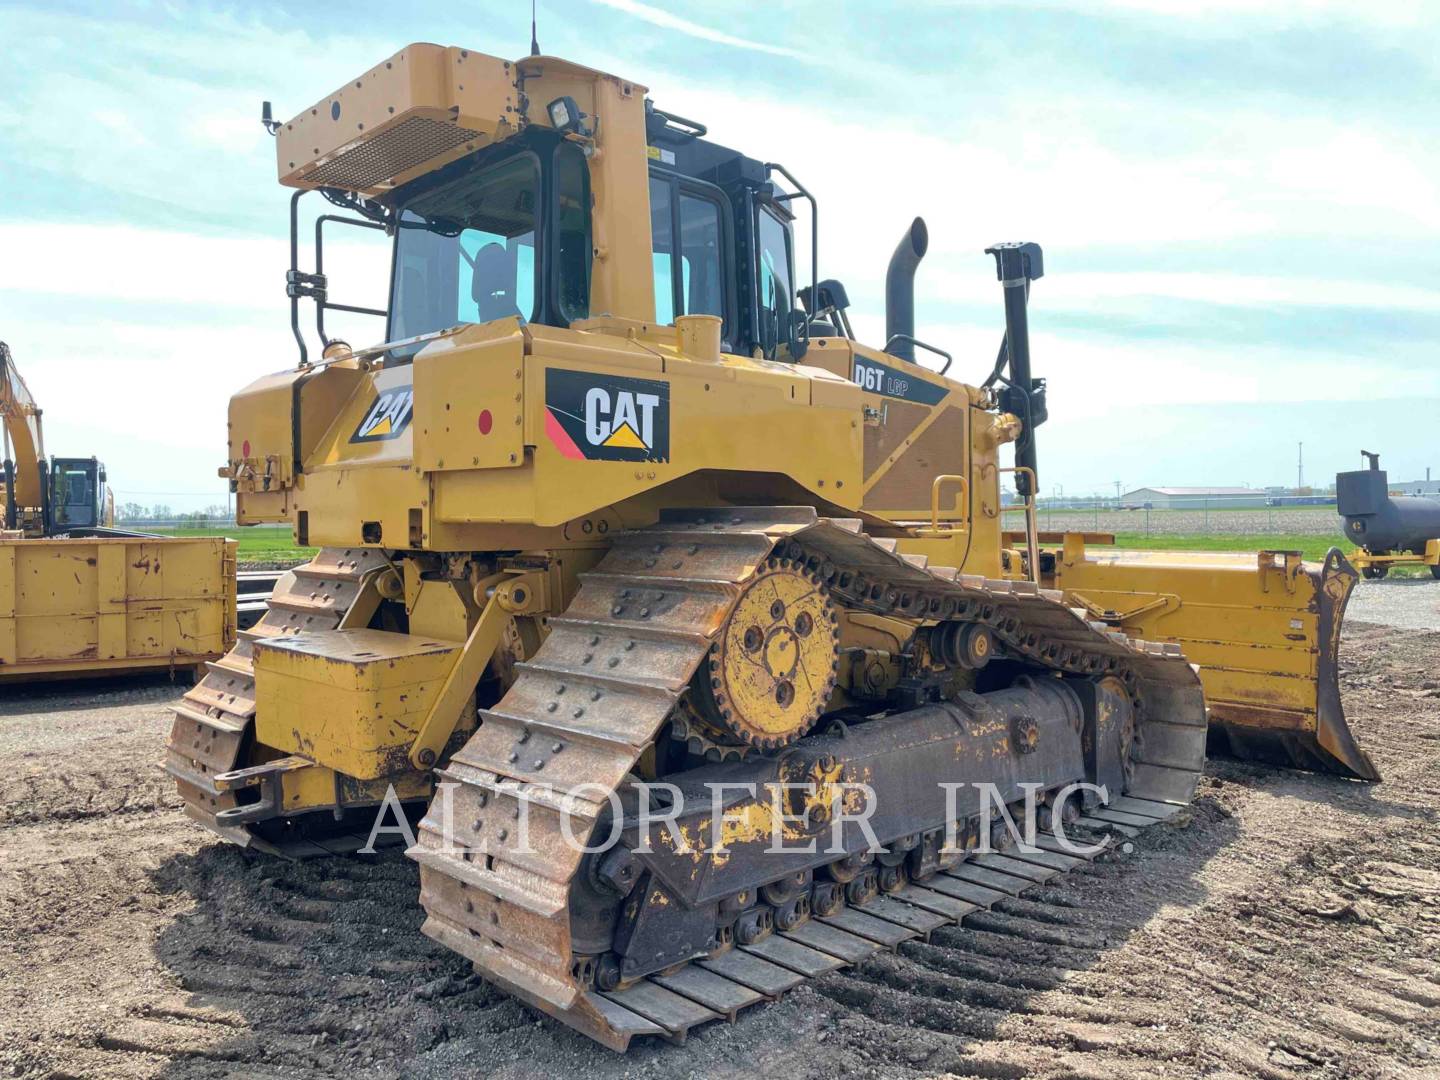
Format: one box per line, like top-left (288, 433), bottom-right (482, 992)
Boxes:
top-left (2, 343), bottom-right (116, 537)
top-left (46, 456), bottom-right (110, 532)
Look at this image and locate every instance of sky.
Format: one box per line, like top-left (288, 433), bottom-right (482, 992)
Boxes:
top-left (1, 0), bottom-right (1437, 510)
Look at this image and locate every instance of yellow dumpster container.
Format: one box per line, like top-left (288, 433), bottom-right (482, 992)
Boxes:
top-left (0, 536), bottom-right (236, 681)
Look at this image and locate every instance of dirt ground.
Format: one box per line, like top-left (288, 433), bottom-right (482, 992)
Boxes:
top-left (2, 615), bottom-right (1438, 1079)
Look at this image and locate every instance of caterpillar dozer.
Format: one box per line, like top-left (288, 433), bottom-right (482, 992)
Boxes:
top-left (167, 43), bottom-right (1373, 1049)
top-left (1, 341), bottom-right (235, 680)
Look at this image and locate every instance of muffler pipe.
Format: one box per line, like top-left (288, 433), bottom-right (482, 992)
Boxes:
top-left (885, 217), bottom-right (928, 362)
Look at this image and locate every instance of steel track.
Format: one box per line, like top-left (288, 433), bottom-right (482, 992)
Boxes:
top-left (164, 548), bottom-right (392, 854)
top-left (410, 507), bottom-right (1207, 1049)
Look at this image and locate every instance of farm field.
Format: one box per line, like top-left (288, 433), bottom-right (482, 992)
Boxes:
top-left (1003, 505), bottom-right (1374, 565)
top-left (144, 524), bottom-right (316, 566)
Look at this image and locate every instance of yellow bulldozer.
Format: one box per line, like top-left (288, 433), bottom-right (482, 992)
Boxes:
top-left (1, 341), bottom-right (235, 680)
top-left (167, 43), bottom-right (1373, 1049)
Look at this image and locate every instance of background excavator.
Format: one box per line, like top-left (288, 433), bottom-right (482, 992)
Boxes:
top-left (0, 340), bottom-right (234, 681)
top-left (1, 341), bottom-right (116, 537)
top-left (166, 42), bottom-right (1375, 1050)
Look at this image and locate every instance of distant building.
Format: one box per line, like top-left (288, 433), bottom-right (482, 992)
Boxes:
top-left (1392, 479), bottom-right (1440, 496)
top-left (1121, 486), bottom-right (1262, 510)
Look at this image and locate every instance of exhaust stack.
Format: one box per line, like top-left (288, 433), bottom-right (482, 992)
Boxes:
top-left (885, 217), bottom-right (928, 361)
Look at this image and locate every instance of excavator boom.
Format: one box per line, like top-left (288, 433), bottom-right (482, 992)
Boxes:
top-left (0, 340), bottom-right (45, 533)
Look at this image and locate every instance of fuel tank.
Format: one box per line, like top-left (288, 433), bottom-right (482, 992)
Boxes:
top-left (1337, 455), bottom-right (1440, 553)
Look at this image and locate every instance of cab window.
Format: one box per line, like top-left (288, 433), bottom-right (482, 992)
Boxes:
top-left (554, 143), bottom-right (591, 323)
top-left (679, 194), bottom-right (722, 321)
top-left (756, 208), bottom-right (794, 357)
top-left (649, 172), bottom-right (729, 335)
top-left (390, 155), bottom-right (540, 341)
top-left (650, 177), bottom-right (676, 324)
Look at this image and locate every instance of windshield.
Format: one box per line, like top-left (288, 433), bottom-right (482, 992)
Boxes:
top-left (52, 466), bottom-right (95, 525)
top-left (389, 156), bottom-right (539, 343)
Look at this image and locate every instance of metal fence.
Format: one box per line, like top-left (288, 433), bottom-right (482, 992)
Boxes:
top-left (1002, 498), bottom-right (1345, 538)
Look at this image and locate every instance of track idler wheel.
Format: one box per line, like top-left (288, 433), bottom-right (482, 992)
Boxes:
top-left (760, 870), bottom-right (811, 906)
top-left (823, 851), bottom-right (873, 883)
top-left (845, 868), bottom-right (880, 907)
top-left (689, 558), bottom-right (839, 751)
top-left (774, 895), bottom-right (811, 931)
top-left (811, 881), bottom-right (844, 917)
top-left (877, 863), bottom-right (907, 894)
top-left (595, 954), bottom-right (623, 992)
top-left (933, 621), bottom-right (995, 669)
top-left (735, 906), bottom-right (774, 945)
top-left (989, 816), bottom-right (1017, 851)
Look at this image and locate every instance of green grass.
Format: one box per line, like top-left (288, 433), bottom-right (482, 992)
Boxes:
top-left (1108, 532), bottom-right (1354, 563)
top-left (145, 526), bottom-right (316, 565)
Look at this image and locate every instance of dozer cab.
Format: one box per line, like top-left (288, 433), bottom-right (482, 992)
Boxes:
top-left (168, 43), bottom-right (1373, 1049)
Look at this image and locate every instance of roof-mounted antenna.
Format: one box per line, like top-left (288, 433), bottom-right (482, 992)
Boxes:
top-left (530, 0), bottom-right (541, 56)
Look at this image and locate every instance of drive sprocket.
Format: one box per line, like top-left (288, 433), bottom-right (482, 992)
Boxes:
top-left (688, 557), bottom-right (839, 751)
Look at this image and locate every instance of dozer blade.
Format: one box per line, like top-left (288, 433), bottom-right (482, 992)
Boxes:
top-left (1053, 543), bottom-right (1377, 782)
top-left (1211, 549), bottom-right (1376, 781)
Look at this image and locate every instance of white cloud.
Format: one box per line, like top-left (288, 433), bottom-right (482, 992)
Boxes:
top-left (0, 221), bottom-right (392, 511)
top-left (638, 73), bottom-right (1440, 291)
top-left (0, 222), bottom-right (390, 311)
top-left (590, 0), bottom-right (810, 59)
top-left (964, 0), bottom-right (1436, 31)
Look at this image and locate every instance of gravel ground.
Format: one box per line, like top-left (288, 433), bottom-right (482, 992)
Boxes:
top-left (1005, 507), bottom-right (1345, 537)
top-left (1348, 579), bottom-right (1440, 632)
top-left (2, 618), bottom-right (1438, 1078)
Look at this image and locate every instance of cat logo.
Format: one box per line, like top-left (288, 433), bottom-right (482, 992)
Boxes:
top-left (350, 386), bottom-right (414, 443)
top-left (544, 369), bottom-right (670, 463)
top-left (585, 387), bottom-right (659, 450)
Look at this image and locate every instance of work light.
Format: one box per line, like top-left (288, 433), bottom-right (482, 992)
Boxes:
top-left (546, 95), bottom-right (583, 133)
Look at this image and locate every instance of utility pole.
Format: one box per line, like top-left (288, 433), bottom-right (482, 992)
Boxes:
top-left (1297, 441), bottom-right (1303, 491)
top-left (1114, 480), bottom-right (1122, 506)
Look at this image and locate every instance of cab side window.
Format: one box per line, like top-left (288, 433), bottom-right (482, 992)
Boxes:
top-left (679, 194), bottom-right (722, 320)
top-left (649, 171), bottom-right (730, 340)
top-left (755, 208), bottom-right (793, 357)
top-left (650, 177), bottom-right (676, 325)
top-left (554, 142), bottom-right (591, 323)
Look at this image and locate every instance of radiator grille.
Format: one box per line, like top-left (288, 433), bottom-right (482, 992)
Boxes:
top-left (302, 116), bottom-right (484, 191)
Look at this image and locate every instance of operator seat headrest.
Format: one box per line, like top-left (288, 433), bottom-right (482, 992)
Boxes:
top-left (472, 243), bottom-right (522, 322)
